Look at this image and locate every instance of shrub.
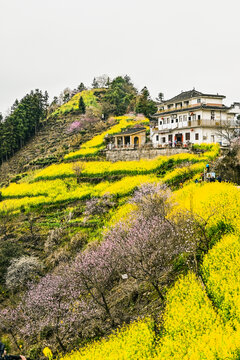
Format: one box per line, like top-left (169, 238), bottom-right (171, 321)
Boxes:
top-left (5, 256), bottom-right (43, 291)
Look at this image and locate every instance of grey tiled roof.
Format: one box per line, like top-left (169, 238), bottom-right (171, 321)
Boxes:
top-left (164, 90), bottom-right (225, 103)
top-left (113, 127), bottom-right (146, 136)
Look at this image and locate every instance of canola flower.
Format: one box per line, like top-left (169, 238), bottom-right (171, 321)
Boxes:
top-left (35, 151), bottom-right (213, 181)
top-left (101, 175), bottom-right (159, 196)
top-left (104, 202), bottom-right (138, 231)
top-left (0, 175), bottom-right (159, 214)
top-left (64, 116), bottom-right (149, 160)
top-left (171, 182), bottom-right (240, 233)
top-left (56, 179), bottom-right (240, 360)
top-left (154, 272), bottom-right (240, 360)
top-left (43, 347), bottom-right (53, 360)
top-left (161, 161), bottom-right (206, 185)
top-left (58, 318), bottom-right (156, 360)
top-left (0, 143), bottom-right (220, 214)
top-left (52, 90), bottom-right (99, 117)
top-left (0, 179), bottom-right (75, 199)
top-left (202, 233), bottom-right (240, 326)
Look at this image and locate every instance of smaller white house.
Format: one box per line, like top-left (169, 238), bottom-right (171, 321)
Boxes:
top-left (150, 90), bottom-right (240, 147)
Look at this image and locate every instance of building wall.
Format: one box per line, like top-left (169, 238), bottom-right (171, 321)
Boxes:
top-left (151, 127), bottom-right (228, 147)
top-left (157, 109), bottom-right (231, 131)
top-left (130, 132), bottom-right (146, 147)
top-left (152, 93), bottom-right (238, 147)
top-left (114, 131), bottom-right (146, 148)
top-left (106, 148), bottom-right (190, 162)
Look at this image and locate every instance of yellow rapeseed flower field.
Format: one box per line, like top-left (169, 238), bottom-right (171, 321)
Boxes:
top-left (59, 318), bottom-right (156, 360)
top-left (202, 234), bottom-right (240, 326)
top-left (172, 182), bottom-right (240, 232)
top-left (0, 175), bottom-right (160, 213)
top-left (64, 116), bottom-right (149, 160)
top-left (35, 151), bottom-right (213, 181)
top-left (54, 179), bottom-right (240, 360)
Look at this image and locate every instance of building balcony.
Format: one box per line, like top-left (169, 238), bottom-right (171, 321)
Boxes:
top-left (157, 104), bottom-right (200, 113)
top-left (156, 104), bottom-right (226, 115)
top-left (156, 119), bottom-right (237, 132)
top-left (188, 119), bottom-right (236, 127)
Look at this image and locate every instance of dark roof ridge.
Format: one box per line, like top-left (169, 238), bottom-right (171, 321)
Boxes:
top-left (163, 89), bottom-right (225, 103)
top-left (112, 127), bottom-right (146, 136)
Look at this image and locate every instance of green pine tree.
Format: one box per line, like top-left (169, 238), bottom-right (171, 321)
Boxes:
top-left (77, 82), bottom-right (86, 92)
top-left (92, 77), bottom-right (99, 89)
top-left (135, 86), bottom-right (157, 117)
top-left (78, 96), bottom-right (86, 114)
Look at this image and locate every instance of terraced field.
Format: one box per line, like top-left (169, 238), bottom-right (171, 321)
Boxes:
top-left (59, 182), bottom-right (240, 360)
top-left (0, 109), bottom-right (227, 360)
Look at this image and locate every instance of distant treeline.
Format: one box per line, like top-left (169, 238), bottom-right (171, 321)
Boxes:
top-left (0, 90), bottom-right (48, 164)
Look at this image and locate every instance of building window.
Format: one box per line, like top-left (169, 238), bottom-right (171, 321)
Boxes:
top-left (179, 116), bottom-right (182, 122)
top-left (171, 119), bottom-right (174, 123)
top-left (195, 133), bottom-right (199, 140)
top-left (176, 118), bottom-right (178, 122)
top-left (188, 116), bottom-right (191, 121)
top-left (159, 121), bottom-right (162, 125)
top-left (197, 98), bottom-right (201, 103)
top-left (185, 133), bottom-right (190, 141)
top-left (183, 115), bottom-right (187, 121)
top-left (211, 111), bottom-right (215, 120)
top-left (167, 118), bottom-right (170, 124)
top-left (198, 115), bottom-right (201, 120)
top-left (156, 135), bottom-right (159, 141)
top-left (192, 115), bottom-right (196, 121)
top-left (163, 119), bottom-right (166, 124)
top-left (162, 137), bottom-right (166, 143)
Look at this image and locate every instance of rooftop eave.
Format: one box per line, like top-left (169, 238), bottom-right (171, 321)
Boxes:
top-left (153, 105), bottom-right (230, 117)
top-left (111, 128), bottom-right (146, 136)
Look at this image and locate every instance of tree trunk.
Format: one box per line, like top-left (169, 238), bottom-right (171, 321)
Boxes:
top-left (152, 282), bottom-right (164, 301)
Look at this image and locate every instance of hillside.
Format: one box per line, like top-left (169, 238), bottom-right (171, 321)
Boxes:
top-left (58, 182), bottom-right (240, 360)
top-left (0, 90), bottom-right (110, 185)
top-left (1, 85), bottom-right (239, 360)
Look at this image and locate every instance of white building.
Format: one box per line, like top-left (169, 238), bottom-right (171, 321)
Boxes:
top-left (150, 90), bottom-right (240, 147)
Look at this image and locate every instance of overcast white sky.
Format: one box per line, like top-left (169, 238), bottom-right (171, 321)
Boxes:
top-left (0, 0), bottom-right (240, 115)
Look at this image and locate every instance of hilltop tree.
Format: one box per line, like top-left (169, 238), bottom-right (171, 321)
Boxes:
top-left (135, 86), bottom-right (157, 117)
top-left (94, 75), bottom-right (110, 88)
top-left (156, 92), bottom-right (164, 102)
top-left (92, 77), bottom-right (99, 89)
top-left (63, 88), bottom-right (72, 103)
top-left (78, 96), bottom-right (86, 114)
top-left (106, 76), bottom-right (111, 88)
top-left (102, 75), bottom-right (137, 116)
top-left (77, 82), bottom-right (86, 92)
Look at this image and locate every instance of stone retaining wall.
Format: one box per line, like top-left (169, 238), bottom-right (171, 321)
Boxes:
top-left (106, 148), bottom-right (190, 162)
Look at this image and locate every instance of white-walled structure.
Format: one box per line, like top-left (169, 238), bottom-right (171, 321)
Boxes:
top-left (150, 90), bottom-right (240, 147)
